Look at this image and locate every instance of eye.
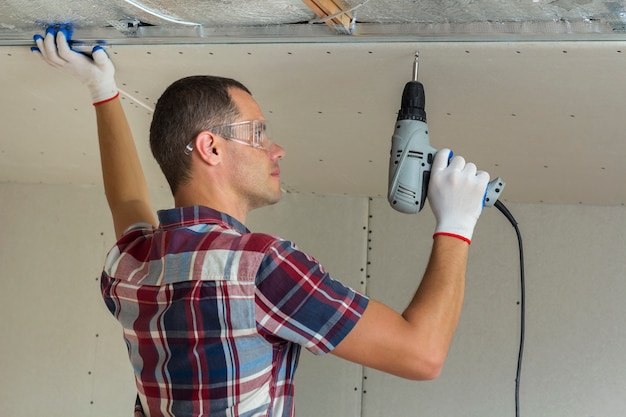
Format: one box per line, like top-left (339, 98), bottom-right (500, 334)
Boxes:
top-left (252, 124), bottom-right (265, 141)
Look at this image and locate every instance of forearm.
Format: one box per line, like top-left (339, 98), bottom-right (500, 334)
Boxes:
top-left (332, 235), bottom-right (470, 380)
top-left (95, 98), bottom-right (156, 237)
top-left (33, 28), bottom-right (157, 237)
top-left (401, 235), bottom-right (469, 366)
top-left (332, 150), bottom-right (487, 380)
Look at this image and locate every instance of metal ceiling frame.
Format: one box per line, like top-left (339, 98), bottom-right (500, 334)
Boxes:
top-left (2, 20), bottom-right (626, 47)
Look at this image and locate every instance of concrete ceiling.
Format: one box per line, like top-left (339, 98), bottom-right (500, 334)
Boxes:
top-left (1, 1), bottom-right (626, 207)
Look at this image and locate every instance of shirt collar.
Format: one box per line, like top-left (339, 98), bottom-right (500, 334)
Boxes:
top-left (157, 206), bottom-right (249, 235)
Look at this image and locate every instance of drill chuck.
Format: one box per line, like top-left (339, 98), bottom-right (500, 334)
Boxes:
top-left (398, 81), bottom-right (427, 123)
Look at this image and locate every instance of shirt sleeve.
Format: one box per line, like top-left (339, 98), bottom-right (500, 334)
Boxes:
top-left (254, 239), bottom-right (369, 355)
top-left (121, 222), bottom-right (156, 236)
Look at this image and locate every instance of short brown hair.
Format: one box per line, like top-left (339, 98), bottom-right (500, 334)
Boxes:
top-left (149, 75), bottom-right (251, 194)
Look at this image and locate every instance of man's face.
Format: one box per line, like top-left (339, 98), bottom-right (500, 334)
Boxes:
top-left (223, 88), bottom-right (286, 211)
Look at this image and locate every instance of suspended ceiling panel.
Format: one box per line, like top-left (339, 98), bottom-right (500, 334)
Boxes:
top-left (2, 40), bottom-right (625, 206)
top-left (1, 0), bottom-right (626, 206)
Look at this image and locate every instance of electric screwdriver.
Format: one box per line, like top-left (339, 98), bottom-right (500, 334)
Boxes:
top-left (388, 52), bottom-right (505, 214)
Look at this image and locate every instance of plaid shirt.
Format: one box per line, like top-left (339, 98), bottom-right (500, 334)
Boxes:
top-left (101, 206), bottom-right (368, 417)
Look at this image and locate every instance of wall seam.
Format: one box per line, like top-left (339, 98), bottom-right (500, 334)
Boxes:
top-left (357, 196), bottom-right (375, 417)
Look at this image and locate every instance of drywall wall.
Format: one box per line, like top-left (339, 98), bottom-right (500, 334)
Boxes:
top-left (363, 198), bottom-right (626, 416)
top-left (0, 183), bottom-right (368, 417)
top-left (1, 182), bottom-right (625, 416)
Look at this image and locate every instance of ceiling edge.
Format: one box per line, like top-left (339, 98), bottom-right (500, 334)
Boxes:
top-left (2, 21), bottom-right (626, 46)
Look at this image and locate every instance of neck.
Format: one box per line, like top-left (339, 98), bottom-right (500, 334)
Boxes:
top-left (174, 183), bottom-right (249, 225)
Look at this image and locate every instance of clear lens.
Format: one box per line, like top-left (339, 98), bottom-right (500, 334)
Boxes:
top-left (211, 120), bottom-right (272, 150)
top-left (184, 120), bottom-right (273, 155)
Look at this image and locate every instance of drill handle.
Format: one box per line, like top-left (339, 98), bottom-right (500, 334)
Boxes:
top-left (484, 177), bottom-right (506, 207)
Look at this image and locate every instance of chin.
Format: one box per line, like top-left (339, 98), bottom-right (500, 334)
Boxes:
top-left (268, 190), bottom-right (282, 206)
top-left (251, 190), bottom-right (282, 211)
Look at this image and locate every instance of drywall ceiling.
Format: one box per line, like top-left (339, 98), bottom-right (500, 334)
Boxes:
top-left (1, 1), bottom-right (626, 207)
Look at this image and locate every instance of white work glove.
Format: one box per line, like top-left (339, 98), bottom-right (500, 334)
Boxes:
top-left (427, 148), bottom-right (490, 244)
top-left (32, 27), bottom-right (119, 105)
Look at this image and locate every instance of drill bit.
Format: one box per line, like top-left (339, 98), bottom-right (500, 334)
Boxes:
top-left (413, 51), bottom-right (419, 82)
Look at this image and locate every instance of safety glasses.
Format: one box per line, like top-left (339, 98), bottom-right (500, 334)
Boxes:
top-left (185, 120), bottom-right (272, 155)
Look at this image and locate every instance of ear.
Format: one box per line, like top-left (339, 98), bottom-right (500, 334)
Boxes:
top-left (194, 131), bottom-right (221, 166)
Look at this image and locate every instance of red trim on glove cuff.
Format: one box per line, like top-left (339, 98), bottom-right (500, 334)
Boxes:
top-left (93, 92), bottom-right (120, 106)
top-left (433, 232), bottom-right (471, 245)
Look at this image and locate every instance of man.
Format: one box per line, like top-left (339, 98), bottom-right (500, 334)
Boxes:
top-left (33, 28), bottom-right (490, 417)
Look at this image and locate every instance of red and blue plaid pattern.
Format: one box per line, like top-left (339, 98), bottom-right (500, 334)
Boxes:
top-left (101, 206), bottom-right (368, 417)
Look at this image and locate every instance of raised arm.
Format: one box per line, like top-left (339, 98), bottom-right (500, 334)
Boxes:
top-left (94, 97), bottom-right (156, 237)
top-left (33, 28), bottom-right (156, 238)
top-left (332, 149), bottom-right (489, 380)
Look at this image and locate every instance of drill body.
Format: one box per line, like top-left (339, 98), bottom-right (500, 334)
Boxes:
top-left (388, 53), bottom-right (505, 214)
top-left (388, 80), bottom-right (436, 214)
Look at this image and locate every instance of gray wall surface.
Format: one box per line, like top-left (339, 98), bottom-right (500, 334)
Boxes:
top-left (1, 182), bottom-right (625, 416)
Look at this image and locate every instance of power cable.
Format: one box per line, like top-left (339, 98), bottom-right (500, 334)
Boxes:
top-left (122, 0), bottom-right (201, 26)
top-left (494, 200), bottom-right (525, 417)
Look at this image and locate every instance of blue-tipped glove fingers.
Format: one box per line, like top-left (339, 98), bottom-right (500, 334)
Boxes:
top-left (32, 28), bottom-right (118, 105)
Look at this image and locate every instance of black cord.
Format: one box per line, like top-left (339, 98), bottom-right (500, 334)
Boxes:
top-left (494, 200), bottom-right (525, 417)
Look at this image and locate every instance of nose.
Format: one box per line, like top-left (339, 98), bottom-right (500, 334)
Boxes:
top-left (270, 141), bottom-right (286, 160)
